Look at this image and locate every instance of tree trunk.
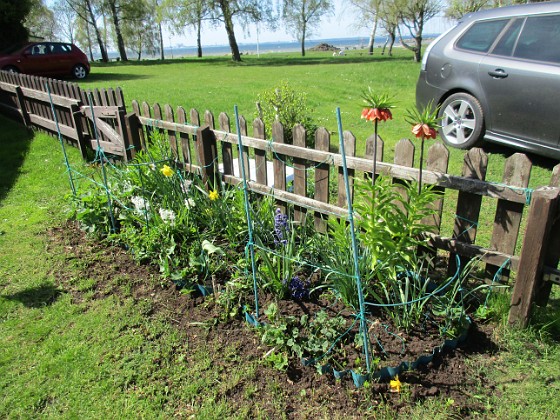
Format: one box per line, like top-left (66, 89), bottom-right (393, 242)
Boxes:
top-left (85, 21), bottom-right (94, 61)
top-left (196, 20), bottom-right (202, 58)
top-left (108, 1), bottom-right (128, 61)
top-left (158, 21), bottom-right (164, 60)
top-left (367, 16), bottom-right (378, 55)
top-left (300, 23), bottom-right (306, 57)
top-left (85, 0), bottom-right (108, 62)
top-left (218, 0), bottom-right (241, 62)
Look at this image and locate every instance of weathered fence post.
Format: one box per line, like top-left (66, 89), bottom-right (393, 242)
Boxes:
top-left (293, 124), bottom-right (307, 223)
top-left (124, 112), bottom-right (142, 159)
top-left (272, 120), bottom-right (286, 213)
top-left (314, 127), bottom-right (330, 233)
top-left (338, 131), bottom-right (355, 208)
top-left (485, 153), bottom-right (532, 282)
top-left (448, 148), bottom-right (488, 277)
top-left (253, 118), bottom-right (268, 187)
top-left (536, 164), bottom-right (560, 305)
top-left (196, 126), bottom-right (220, 190)
top-left (508, 186), bottom-right (560, 327)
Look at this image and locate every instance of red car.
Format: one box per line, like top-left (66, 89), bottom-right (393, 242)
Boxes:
top-left (0, 42), bottom-right (90, 79)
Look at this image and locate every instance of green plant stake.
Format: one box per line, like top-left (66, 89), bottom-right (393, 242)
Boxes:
top-left (234, 105), bottom-right (260, 321)
top-left (46, 83), bottom-right (76, 196)
top-left (336, 107), bottom-right (371, 374)
top-left (88, 93), bottom-right (117, 233)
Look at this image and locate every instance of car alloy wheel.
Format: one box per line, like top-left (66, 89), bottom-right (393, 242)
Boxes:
top-left (73, 64), bottom-right (87, 79)
top-left (438, 93), bottom-right (484, 149)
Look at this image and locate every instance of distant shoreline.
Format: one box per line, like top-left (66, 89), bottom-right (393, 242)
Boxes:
top-left (101, 35), bottom-right (439, 60)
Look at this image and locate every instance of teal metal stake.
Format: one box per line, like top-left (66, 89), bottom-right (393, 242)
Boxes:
top-left (46, 83), bottom-right (76, 196)
top-left (336, 107), bottom-right (371, 373)
top-left (88, 93), bottom-right (117, 233)
top-left (234, 105), bottom-right (260, 320)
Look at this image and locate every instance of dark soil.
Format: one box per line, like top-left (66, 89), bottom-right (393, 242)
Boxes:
top-left (46, 221), bottom-right (500, 417)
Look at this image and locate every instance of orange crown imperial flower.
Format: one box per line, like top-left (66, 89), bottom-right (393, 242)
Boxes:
top-left (361, 107), bottom-right (393, 122)
top-left (360, 88), bottom-right (395, 123)
top-left (412, 123), bottom-right (437, 139)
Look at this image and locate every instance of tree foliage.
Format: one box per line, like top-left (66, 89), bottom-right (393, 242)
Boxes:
top-left (282, 0), bottom-right (334, 56)
top-left (25, 0), bottom-right (56, 40)
top-left (0, 0), bottom-right (32, 50)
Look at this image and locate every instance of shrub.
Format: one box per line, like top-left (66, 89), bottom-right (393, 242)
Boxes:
top-left (255, 80), bottom-right (317, 147)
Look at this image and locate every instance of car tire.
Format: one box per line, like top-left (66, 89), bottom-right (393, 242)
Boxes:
top-left (438, 93), bottom-right (484, 149)
top-left (3, 66), bottom-right (19, 73)
top-left (72, 64), bottom-right (87, 79)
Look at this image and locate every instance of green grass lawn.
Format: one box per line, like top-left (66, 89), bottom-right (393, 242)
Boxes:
top-left (1, 50), bottom-right (559, 417)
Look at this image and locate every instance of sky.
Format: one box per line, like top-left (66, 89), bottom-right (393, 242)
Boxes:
top-left (45, 0), bottom-right (455, 48)
top-left (165, 1), bottom-right (455, 47)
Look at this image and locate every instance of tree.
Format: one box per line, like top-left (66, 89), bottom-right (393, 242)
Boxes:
top-left (210, 0), bottom-right (273, 62)
top-left (121, 1), bottom-right (162, 60)
top-left (282, 0), bottom-right (333, 57)
top-left (445, 0), bottom-right (489, 19)
top-left (396, 0), bottom-right (441, 62)
top-left (65, 0), bottom-right (109, 62)
top-left (25, 0), bottom-right (56, 40)
top-left (349, 0), bottom-right (382, 55)
top-left (52, 0), bottom-right (78, 43)
top-left (161, 0), bottom-right (212, 58)
top-left (0, 0), bottom-right (32, 50)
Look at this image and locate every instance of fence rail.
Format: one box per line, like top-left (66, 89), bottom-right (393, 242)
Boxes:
top-left (1, 70), bottom-right (558, 327)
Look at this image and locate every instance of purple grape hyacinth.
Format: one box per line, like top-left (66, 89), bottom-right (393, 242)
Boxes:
top-left (288, 275), bottom-right (310, 300)
top-left (273, 208), bottom-right (289, 247)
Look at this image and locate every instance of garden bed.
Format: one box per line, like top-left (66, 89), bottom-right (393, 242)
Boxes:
top-left (47, 221), bottom-right (499, 416)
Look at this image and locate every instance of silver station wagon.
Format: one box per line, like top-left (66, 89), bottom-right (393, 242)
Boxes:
top-left (416, 2), bottom-right (560, 159)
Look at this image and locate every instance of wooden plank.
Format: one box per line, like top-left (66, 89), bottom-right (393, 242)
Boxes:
top-left (28, 114), bottom-right (78, 140)
top-left (219, 112), bottom-right (234, 176)
top-left (164, 104), bottom-right (179, 160)
top-left (131, 100), bottom-right (146, 150)
top-left (425, 232), bottom-right (519, 271)
top-left (338, 131), bottom-right (355, 208)
top-left (81, 106), bottom-right (120, 118)
top-left (204, 110), bottom-right (215, 128)
top-left (124, 112), bottom-right (142, 159)
top-left (196, 126), bottom-right (220, 190)
top-left (536, 164), bottom-right (560, 305)
top-left (141, 101), bottom-right (153, 142)
top-left (70, 104), bottom-right (88, 159)
top-left (509, 187), bottom-right (560, 327)
top-left (177, 106), bottom-right (193, 171)
top-left (392, 138), bottom-right (415, 212)
top-left (293, 124), bottom-right (307, 223)
top-left (253, 118), bottom-right (268, 187)
top-left (209, 129), bottom-right (529, 203)
top-left (423, 142), bottom-right (449, 232)
top-left (153, 102), bottom-right (164, 136)
top-left (486, 153), bottom-right (532, 282)
top-left (272, 120), bottom-right (286, 212)
top-left (448, 148), bottom-right (488, 277)
top-left (89, 138), bottom-right (124, 155)
top-left (0, 83), bottom-right (80, 107)
top-left (314, 127), bottom-right (330, 233)
top-left (237, 114), bottom-right (250, 183)
top-left (364, 134), bottom-right (383, 183)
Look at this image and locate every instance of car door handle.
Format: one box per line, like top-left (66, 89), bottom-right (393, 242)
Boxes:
top-left (488, 69), bottom-right (508, 79)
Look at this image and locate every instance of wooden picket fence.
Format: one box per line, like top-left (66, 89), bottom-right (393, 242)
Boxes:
top-left (1, 70), bottom-right (559, 327)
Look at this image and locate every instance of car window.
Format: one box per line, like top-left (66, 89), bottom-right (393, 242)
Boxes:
top-left (456, 19), bottom-right (509, 52)
top-left (27, 44), bottom-right (49, 55)
top-left (514, 14), bottom-right (560, 63)
top-left (491, 18), bottom-right (523, 56)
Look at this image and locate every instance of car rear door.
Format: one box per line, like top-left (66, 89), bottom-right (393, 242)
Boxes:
top-left (478, 15), bottom-right (560, 148)
top-left (48, 43), bottom-right (73, 75)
